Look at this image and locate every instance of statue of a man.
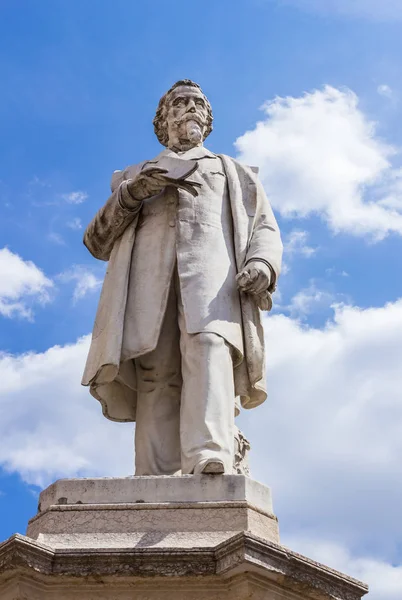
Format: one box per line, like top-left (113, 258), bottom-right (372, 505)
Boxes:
top-left (82, 80), bottom-right (283, 476)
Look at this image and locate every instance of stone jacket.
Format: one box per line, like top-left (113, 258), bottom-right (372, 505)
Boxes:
top-left (82, 148), bottom-right (283, 422)
top-left (122, 146), bottom-right (244, 363)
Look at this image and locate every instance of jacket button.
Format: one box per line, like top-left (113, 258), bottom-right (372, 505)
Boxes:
top-left (169, 220), bottom-right (176, 227)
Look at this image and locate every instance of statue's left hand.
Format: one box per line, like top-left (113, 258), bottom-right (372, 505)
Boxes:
top-left (236, 261), bottom-right (271, 295)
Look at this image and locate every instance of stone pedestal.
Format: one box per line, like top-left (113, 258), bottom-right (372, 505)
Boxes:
top-left (0, 476), bottom-right (368, 600)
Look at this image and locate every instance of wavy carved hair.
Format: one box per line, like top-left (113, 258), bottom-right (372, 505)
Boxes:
top-left (153, 79), bottom-right (214, 147)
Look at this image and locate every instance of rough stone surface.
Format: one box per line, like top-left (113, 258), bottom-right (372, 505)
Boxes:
top-left (37, 474), bottom-right (273, 511)
top-left (1, 476), bottom-right (369, 599)
top-left (0, 532), bottom-right (369, 600)
top-left (28, 502), bottom-right (278, 541)
top-left (27, 476), bottom-right (279, 546)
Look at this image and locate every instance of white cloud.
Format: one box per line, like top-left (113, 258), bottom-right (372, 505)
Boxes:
top-left (277, 0), bottom-right (402, 21)
top-left (236, 86), bottom-right (402, 240)
top-left (284, 230), bottom-right (316, 258)
top-left (285, 281), bottom-right (337, 317)
top-left (66, 217), bottom-right (83, 230)
top-left (283, 537), bottom-right (402, 600)
top-left (239, 298), bottom-right (402, 560)
top-left (0, 336), bottom-right (133, 487)
top-left (377, 168), bottom-right (402, 211)
top-left (61, 191), bottom-right (88, 204)
top-left (58, 265), bottom-right (102, 302)
top-left (377, 84), bottom-right (394, 99)
top-left (0, 248), bottom-right (53, 320)
top-left (47, 232), bottom-right (65, 245)
top-left (282, 229), bottom-right (316, 274)
top-left (325, 267), bottom-right (349, 278)
top-left (29, 176), bottom-right (51, 188)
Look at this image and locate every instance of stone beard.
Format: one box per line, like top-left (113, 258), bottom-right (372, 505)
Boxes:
top-left (185, 119), bottom-right (203, 144)
top-left (81, 80), bottom-right (283, 476)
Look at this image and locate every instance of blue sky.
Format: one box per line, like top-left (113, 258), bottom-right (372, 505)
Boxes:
top-left (1, 1), bottom-right (402, 597)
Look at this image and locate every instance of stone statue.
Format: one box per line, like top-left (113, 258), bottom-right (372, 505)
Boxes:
top-left (81, 80), bottom-right (283, 476)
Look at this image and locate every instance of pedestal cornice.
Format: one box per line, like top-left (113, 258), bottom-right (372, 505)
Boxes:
top-left (0, 531), bottom-right (368, 600)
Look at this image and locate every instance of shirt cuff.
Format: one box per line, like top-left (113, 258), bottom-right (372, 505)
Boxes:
top-left (245, 258), bottom-right (277, 291)
top-left (118, 180), bottom-right (143, 210)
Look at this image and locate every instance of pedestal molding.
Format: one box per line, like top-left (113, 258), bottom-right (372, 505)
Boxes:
top-left (0, 532), bottom-right (368, 600)
top-left (215, 533), bottom-right (368, 599)
top-left (29, 500), bottom-right (276, 523)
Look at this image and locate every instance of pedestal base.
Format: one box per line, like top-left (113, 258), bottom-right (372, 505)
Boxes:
top-left (26, 475), bottom-right (279, 549)
top-left (0, 476), bottom-right (368, 600)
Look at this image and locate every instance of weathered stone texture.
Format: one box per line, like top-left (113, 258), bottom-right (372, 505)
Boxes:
top-left (0, 476), bottom-right (368, 600)
top-left (0, 533), bottom-right (368, 600)
top-left (27, 475), bottom-right (279, 545)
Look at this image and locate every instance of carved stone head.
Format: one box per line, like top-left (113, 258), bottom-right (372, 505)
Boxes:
top-left (153, 79), bottom-right (213, 148)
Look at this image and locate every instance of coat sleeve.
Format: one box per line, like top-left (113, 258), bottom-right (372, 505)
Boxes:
top-left (83, 172), bottom-right (143, 262)
top-left (244, 175), bottom-right (283, 291)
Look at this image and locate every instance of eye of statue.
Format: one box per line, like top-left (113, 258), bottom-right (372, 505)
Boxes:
top-left (173, 97), bottom-right (185, 106)
top-left (195, 98), bottom-right (205, 106)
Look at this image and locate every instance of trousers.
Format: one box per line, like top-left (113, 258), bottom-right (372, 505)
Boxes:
top-left (134, 267), bottom-right (235, 475)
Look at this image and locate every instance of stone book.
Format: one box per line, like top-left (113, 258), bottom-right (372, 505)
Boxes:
top-left (143, 156), bottom-right (201, 196)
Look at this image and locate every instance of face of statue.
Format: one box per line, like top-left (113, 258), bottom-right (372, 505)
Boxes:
top-left (165, 85), bottom-right (209, 150)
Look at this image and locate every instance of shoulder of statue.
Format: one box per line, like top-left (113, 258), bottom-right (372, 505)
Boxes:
top-left (218, 154), bottom-right (260, 180)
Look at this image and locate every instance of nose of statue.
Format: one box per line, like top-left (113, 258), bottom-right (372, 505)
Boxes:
top-left (187, 100), bottom-right (196, 112)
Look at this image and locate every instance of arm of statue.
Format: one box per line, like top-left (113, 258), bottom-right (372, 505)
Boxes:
top-left (236, 176), bottom-right (283, 310)
top-left (83, 170), bottom-right (167, 261)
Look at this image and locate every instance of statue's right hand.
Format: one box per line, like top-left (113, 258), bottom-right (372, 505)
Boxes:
top-left (126, 168), bottom-right (168, 201)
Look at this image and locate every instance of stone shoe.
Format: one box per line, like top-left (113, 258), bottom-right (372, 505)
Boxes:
top-left (201, 460), bottom-right (225, 474)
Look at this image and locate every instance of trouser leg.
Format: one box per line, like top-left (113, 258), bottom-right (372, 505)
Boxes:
top-left (134, 284), bottom-right (182, 476)
top-left (177, 285), bottom-right (235, 475)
